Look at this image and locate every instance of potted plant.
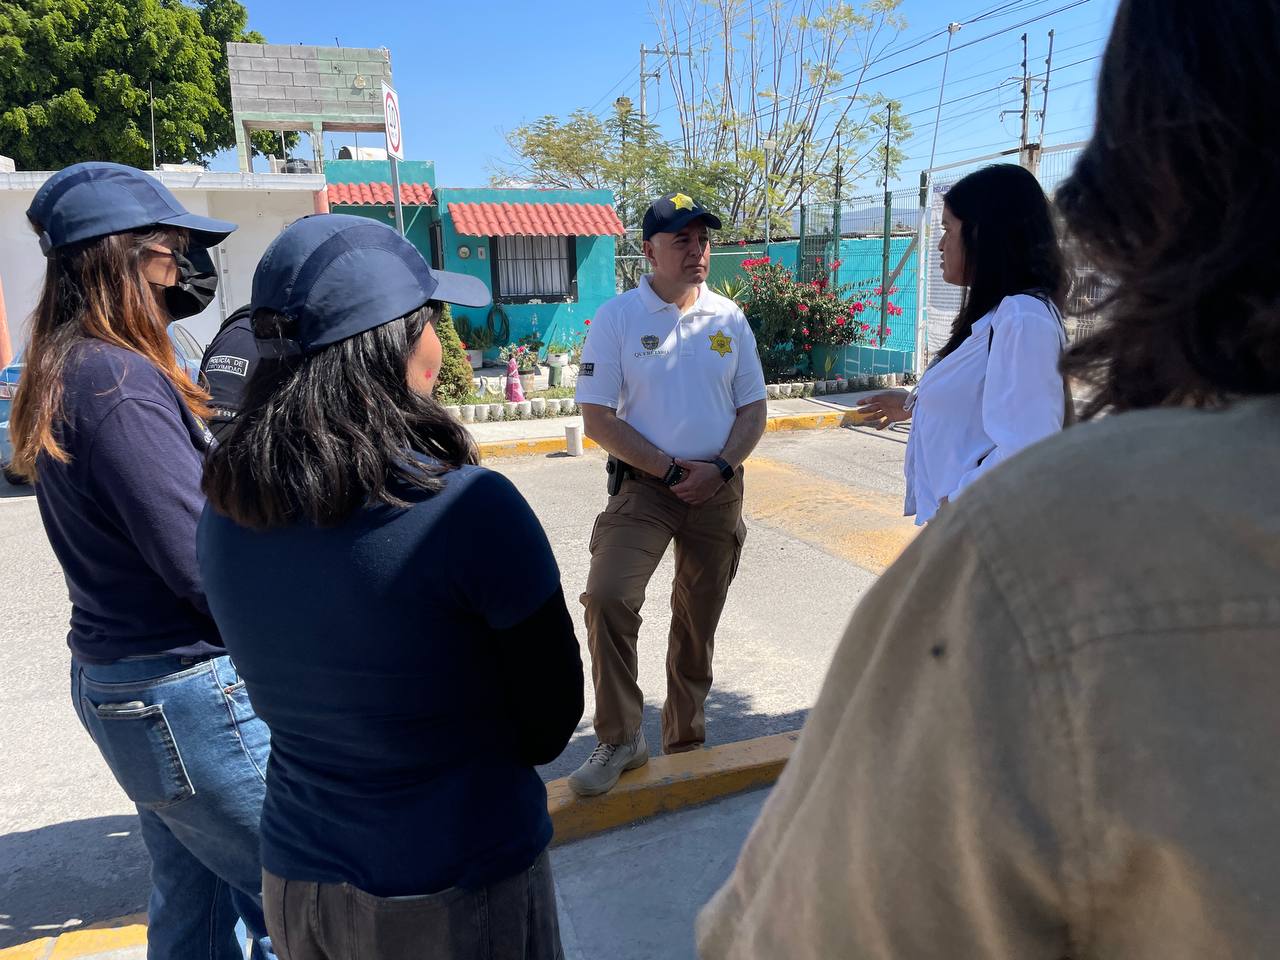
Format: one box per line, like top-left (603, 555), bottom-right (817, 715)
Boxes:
top-left (463, 326), bottom-right (493, 370)
top-left (545, 341), bottom-right (572, 368)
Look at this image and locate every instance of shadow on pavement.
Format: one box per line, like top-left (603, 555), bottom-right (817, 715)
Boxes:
top-left (0, 690), bottom-right (805, 947)
top-left (0, 815), bottom-right (149, 948)
top-left (0, 480), bottom-right (34, 500)
top-left (539, 686), bottom-right (807, 783)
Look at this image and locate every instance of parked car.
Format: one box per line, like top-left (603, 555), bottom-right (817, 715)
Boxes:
top-left (1, 322), bottom-right (204, 487)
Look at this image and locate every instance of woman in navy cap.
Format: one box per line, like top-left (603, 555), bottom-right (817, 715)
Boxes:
top-left (10, 162), bottom-right (276, 958)
top-left (199, 214), bottom-right (583, 959)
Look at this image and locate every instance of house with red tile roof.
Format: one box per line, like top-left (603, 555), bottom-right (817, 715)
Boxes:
top-left (322, 159), bottom-right (622, 357)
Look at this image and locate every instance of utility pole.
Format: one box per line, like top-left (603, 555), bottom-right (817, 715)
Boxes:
top-left (1000, 33), bottom-right (1038, 173)
top-left (1036, 29), bottom-right (1056, 152)
top-left (638, 45), bottom-right (690, 201)
top-left (149, 82), bottom-right (157, 170)
top-left (831, 131), bottom-right (843, 288)
top-left (878, 105), bottom-right (892, 343)
top-left (639, 45), bottom-right (692, 123)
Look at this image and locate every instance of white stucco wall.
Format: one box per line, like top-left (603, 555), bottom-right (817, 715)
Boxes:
top-left (0, 171), bottom-right (324, 352)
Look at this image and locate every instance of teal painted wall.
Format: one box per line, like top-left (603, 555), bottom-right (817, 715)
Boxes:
top-left (434, 187), bottom-right (617, 354)
top-left (324, 159), bottom-right (436, 187)
top-left (712, 236), bottom-right (917, 378)
top-left (327, 203), bottom-right (435, 269)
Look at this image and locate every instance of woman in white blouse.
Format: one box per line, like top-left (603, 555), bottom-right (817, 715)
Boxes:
top-left (857, 164), bottom-right (1068, 524)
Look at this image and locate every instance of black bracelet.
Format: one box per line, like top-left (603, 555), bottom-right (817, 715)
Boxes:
top-left (713, 456), bottom-right (735, 483)
top-left (662, 459), bottom-right (684, 486)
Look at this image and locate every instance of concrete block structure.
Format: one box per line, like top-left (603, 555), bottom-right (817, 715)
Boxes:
top-left (226, 42), bottom-right (393, 173)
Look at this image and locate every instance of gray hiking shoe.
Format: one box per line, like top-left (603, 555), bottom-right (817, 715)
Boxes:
top-left (568, 730), bottom-right (649, 797)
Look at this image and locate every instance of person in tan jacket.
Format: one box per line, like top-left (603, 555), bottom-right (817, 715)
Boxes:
top-left (697, 0), bottom-right (1280, 956)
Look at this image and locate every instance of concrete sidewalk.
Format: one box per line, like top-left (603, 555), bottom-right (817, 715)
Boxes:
top-left (1, 791), bottom-right (768, 960)
top-left (470, 391), bottom-right (889, 458)
top-left (555, 789), bottom-right (766, 960)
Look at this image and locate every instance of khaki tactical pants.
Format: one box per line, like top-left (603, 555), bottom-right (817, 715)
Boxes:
top-left (580, 468), bottom-right (747, 754)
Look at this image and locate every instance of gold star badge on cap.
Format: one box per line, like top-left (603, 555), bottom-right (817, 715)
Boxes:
top-left (671, 192), bottom-right (695, 211)
top-left (709, 330), bottom-right (733, 357)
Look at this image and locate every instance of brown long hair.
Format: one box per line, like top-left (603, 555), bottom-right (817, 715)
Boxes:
top-left (9, 226), bottom-right (211, 480)
top-left (1057, 0), bottom-right (1280, 417)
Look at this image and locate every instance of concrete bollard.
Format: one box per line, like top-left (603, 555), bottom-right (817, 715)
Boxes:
top-left (565, 423), bottom-right (585, 457)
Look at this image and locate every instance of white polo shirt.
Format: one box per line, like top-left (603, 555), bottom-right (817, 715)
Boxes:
top-left (576, 275), bottom-right (767, 461)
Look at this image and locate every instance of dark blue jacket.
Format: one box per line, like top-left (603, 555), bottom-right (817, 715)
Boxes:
top-left (36, 341), bottom-right (222, 663)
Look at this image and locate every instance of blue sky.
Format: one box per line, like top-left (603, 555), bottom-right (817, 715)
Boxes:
top-left (213, 0), bottom-right (1120, 192)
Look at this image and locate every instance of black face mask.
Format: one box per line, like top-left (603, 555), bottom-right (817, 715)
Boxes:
top-left (160, 247), bottom-right (219, 321)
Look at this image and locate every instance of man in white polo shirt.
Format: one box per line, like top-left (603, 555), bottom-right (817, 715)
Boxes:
top-left (569, 191), bottom-right (768, 797)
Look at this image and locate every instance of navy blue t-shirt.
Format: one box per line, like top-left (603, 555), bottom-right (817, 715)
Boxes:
top-left (197, 465), bottom-right (574, 896)
top-left (35, 341), bottom-right (221, 663)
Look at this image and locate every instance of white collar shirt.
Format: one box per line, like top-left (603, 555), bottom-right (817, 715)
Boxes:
top-left (575, 275), bottom-right (767, 461)
top-left (904, 293), bottom-right (1067, 524)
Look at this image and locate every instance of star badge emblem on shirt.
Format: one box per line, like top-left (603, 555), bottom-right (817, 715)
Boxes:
top-left (671, 193), bottom-right (695, 211)
top-left (709, 331), bottom-right (733, 357)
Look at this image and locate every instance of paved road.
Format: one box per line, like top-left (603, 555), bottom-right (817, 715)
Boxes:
top-left (0, 424), bottom-right (913, 948)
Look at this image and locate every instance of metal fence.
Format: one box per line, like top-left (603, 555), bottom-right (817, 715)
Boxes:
top-left (921, 142), bottom-right (1091, 366)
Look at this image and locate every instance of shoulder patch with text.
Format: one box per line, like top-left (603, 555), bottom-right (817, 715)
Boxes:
top-left (580, 362), bottom-right (595, 376)
top-left (206, 355), bottom-right (249, 377)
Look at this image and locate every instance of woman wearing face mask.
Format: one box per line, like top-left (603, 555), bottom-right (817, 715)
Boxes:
top-left (856, 164), bottom-right (1069, 523)
top-left (9, 162), bottom-right (276, 959)
top-left (199, 215), bottom-right (584, 959)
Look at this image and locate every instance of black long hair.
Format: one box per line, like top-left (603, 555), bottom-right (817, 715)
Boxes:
top-left (937, 163), bottom-right (1066, 360)
top-left (1057, 0), bottom-right (1280, 418)
top-left (202, 303), bottom-right (478, 530)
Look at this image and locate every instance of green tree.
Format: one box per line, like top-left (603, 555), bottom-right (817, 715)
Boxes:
top-left (432, 304), bottom-right (475, 408)
top-left (499, 0), bottom-right (911, 243)
top-left (0, 0), bottom-right (290, 170)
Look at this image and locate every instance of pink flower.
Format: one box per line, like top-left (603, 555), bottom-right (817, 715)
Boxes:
top-left (831, 259), bottom-right (843, 269)
top-left (584, 319), bottom-right (591, 326)
top-left (836, 318), bottom-right (846, 326)
top-left (884, 327), bottom-right (892, 335)
top-left (796, 303), bottom-right (809, 313)
top-left (802, 327), bottom-right (810, 336)
top-left (803, 344), bottom-right (812, 351)
top-left (738, 239), bottom-right (748, 247)
top-left (861, 323), bottom-right (871, 332)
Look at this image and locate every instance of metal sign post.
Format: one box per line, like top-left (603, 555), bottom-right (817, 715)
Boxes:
top-left (382, 82), bottom-right (405, 235)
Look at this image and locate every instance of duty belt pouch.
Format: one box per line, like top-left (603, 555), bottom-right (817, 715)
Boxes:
top-left (606, 455), bottom-right (631, 496)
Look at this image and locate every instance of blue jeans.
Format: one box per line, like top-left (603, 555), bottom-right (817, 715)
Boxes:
top-left (71, 653), bottom-right (275, 960)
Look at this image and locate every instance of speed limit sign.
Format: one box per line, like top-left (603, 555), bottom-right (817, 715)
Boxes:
top-left (382, 83), bottom-right (404, 160)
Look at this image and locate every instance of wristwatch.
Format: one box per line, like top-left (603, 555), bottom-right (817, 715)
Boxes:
top-left (661, 459), bottom-right (685, 486)
top-left (712, 456), bottom-right (735, 483)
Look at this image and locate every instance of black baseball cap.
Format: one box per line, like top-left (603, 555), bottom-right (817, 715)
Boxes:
top-left (27, 161), bottom-right (237, 255)
top-left (641, 192), bottom-right (723, 241)
top-left (250, 214), bottom-right (490, 355)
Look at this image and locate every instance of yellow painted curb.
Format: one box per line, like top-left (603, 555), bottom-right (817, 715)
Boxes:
top-left (478, 410), bottom-right (870, 460)
top-left (0, 912), bottom-right (149, 959)
top-left (547, 731), bottom-right (798, 846)
top-left (5, 734), bottom-right (798, 956)
top-left (46, 920), bottom-right (147, 959)
top-left (477, 435), bottom-right (601, 461)
top-left (0, 938), bottom-right (54, 960)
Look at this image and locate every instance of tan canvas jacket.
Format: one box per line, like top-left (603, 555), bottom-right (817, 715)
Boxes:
top-left (698, 397), bottom-right (1280, 959)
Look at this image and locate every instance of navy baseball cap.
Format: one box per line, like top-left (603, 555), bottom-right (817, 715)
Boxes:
top-left (27, 161), bottom-right (237, 255)
top-left (641, 191), bottom-right (723, 241)
top-left (250, 214), bottom-right (491, 355)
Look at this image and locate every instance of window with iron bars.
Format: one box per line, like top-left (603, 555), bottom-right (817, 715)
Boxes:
top-left (490, 236), bottom-right (578, 303)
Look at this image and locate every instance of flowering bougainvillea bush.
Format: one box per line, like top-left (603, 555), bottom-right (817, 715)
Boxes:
top-left (734, 256), bottom-right (905, 382)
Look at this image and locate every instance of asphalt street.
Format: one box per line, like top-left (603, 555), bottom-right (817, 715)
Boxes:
top-left (0, 424), bottom-right (914, 948)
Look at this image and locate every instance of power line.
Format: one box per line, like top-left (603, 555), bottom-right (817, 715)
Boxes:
top-left (744, 0), bottom-right (1094, 122)
top-left (587, 67), bottom-right (636, 114)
